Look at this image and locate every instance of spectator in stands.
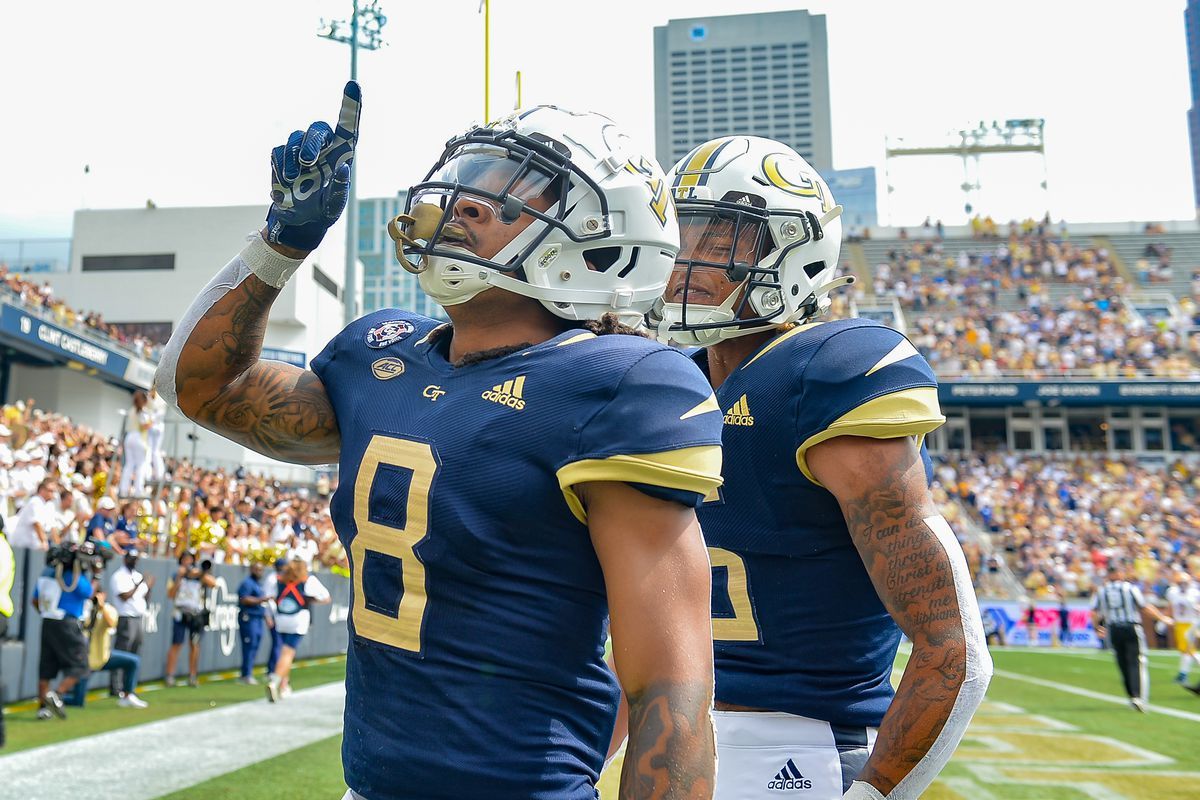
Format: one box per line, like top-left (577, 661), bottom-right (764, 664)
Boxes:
top-left (9, 479), bottom-right (59, 550)
top-left (85, 496), bottom-right (118, 552)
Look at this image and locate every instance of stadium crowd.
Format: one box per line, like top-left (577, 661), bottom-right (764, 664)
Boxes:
top-left (908, 299), bottom-right (1199, 379)
top-left (937, 454), bottom-right (1200, 601)
top-left (865, 231), bottom-right (1200, 378)
top-left (0, 263), bottom-right (164, 360)
top-left (869, 231), bottom-right (1122, 309)
top-left (0, 398), bottom-right (346, 574)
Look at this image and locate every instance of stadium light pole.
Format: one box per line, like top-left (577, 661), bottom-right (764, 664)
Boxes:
top-left (481, 0), bottom-right (491, 121)
top-left (319, 1), bottom-right (387, 325)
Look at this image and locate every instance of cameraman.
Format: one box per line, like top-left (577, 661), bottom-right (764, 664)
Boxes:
top-left (164, 550), bottom-right (215, 687)
top-left (30, 542), bottom-right (95, 719)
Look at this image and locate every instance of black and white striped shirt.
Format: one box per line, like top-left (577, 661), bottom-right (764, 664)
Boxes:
top-left (1093, 581), bottom-right (1144, 626)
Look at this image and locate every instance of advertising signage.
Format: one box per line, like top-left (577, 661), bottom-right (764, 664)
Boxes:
top-left (941, 380), bottom-right (1200, 406)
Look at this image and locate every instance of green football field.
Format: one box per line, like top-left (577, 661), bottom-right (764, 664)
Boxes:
top-left (4, 648), bottom-right (1200, 799)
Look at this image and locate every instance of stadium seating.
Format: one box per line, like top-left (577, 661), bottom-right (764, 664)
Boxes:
top-left (0, 398), bottom-right (343, 573)
top-left (0, 264), bottom-right (164, 361)
top-left (936, 454), bottom-right (1200, 600)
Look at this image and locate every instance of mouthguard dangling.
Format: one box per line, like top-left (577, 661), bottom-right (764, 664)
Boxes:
top-left (387, 203), bottom-right (445, 270)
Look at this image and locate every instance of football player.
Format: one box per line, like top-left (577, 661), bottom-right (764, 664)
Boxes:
top-left (155, 84), bottom-right (723, 799)
top-left (648, 136), bottom-right (992, 799)
top-left (1166, 569), bottom-right (1200, 684)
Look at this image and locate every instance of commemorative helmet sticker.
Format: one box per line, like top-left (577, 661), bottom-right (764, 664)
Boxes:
top-left (365, 319), bottom-right (416, 348)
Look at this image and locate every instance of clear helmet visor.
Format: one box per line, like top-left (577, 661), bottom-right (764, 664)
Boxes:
top-left (397, 144), bottom-right (560, 272)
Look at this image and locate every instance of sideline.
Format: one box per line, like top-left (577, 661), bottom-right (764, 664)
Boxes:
top-left (1, 656), bottom-right (344, 714)
top-left (991, 668), bottom-right (1200, 723)
top-left (0, 682), bottom-right (345, 800)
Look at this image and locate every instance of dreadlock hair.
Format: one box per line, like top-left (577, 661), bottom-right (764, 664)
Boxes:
top-left (581, 313), bottom-right (649, 338)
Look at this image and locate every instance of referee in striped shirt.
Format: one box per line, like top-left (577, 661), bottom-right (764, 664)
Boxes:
top-left (1092, 563), bottom-right (1172, 712)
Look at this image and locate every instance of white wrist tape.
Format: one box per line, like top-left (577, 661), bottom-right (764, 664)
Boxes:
top-left (154, 233), bottom-right (302, 408)
top-left (866, 514), bottom-right (991, 800)
top-left (241, 232), bottom-right (306, 289)
top-left (843, 780), bottom-right (885, 799)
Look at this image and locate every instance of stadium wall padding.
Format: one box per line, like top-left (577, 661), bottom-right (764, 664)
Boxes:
top-left (0, 547), bottom-right (350, 703)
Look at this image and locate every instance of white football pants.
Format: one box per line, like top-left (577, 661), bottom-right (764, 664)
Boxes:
top-left (714, 710), bottom-right (877, 800)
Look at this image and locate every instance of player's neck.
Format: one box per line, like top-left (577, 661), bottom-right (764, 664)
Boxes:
top-left (443, 291), bottom-right (567, 364)
top-left (707, 330), bottom-right (775, 388)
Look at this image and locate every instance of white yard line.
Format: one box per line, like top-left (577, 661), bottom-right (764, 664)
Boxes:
top-left (0, 682), bottom-right (345, 800)
top-left (991, 668), bottom-right (1200, 723)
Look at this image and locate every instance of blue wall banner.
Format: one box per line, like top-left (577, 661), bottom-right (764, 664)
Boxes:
top-left (260, 347), bottom-right (307, 367)
top-left (941, 381), bottom-right (1200, 406)
top-left (0, 302), bottom-right (156, 389)
top-left (0, 303), bottom-right (129, 376)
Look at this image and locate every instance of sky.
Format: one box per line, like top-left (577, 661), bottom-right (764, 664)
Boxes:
top-left (0, 0), bottom-right (1194, 238)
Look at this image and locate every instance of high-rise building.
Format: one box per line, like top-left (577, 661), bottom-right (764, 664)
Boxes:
top-left (653, 10), bottom-right (832, 173)
top-left (357, 194), bottom-right (448, 319)
top-left (1186, 1), bottom-right (1200, 213)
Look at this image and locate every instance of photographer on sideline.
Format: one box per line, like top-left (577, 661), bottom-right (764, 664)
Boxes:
top-left (65, 586), bottom-right (149, 709)
top-left (164, 550), bottom-right (215, 687)
top-left (108, 546), bottom-right (153, 697)
top-left (0, 523), bottom-right (14, 747)
top-left (30, 541), bottom-right (98, 719)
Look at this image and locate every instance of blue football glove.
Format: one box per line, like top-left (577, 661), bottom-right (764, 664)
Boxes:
top-left (265, 81), bottom-right (362, 252)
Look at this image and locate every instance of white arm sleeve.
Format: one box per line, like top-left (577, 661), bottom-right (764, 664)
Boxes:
top-left (154, 233), bottom-right (303, 408)
top-left (844, 514), bottom-right (993, 800)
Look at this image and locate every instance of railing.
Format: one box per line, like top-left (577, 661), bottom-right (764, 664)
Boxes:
top-left (0, 282), bottom-right (161, 364)
top-left (946, 498), bottom-right (1025, 601)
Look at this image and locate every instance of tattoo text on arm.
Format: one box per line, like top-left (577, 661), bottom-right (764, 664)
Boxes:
top-left (840, 477), bottom-right (966, 794)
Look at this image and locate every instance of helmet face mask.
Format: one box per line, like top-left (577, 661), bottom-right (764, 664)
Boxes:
top-left (395, 131), bottom-right (608, 278)
top-left (386, 108), bottom-right (680, 322)
top-left (651, 136), bottom-right (845, 347)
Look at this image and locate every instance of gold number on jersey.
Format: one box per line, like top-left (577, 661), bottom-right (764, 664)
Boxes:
top-left (352, 435), bottom-right (439, 654)
top-left (709, 547), bottom-right (761, 642)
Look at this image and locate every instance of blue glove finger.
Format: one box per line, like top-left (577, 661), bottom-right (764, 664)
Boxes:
top-left (270, 144), bottom-right (288, 186)
top-left (299, 121), bottom-right (333, 168)
top-left (334, 81), bottom-right (362, 147)
top-left (322, 162), bottom-right (352, 222)
top-left (282, 129), bottom-right (305, 183)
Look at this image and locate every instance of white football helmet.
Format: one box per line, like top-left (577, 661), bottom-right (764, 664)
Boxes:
top-left (649, 136), bottom-right (849, 347)
top-left (387, 106), bottom-right (679, 324)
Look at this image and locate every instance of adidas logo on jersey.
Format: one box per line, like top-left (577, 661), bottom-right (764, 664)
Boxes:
top-left (723, 394), bottom-right (755, 426)
top-left (766, 759), bottom-right (812, 791)
top-left (481, 376), bottom-right (527, 410)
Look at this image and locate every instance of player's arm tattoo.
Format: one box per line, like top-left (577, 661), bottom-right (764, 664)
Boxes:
top-left (620, 679), bottom-right (715, 800)
top-left (175, 272), bottom-right (340, 464)
top-left (810, 436), bottom-right (968, 796)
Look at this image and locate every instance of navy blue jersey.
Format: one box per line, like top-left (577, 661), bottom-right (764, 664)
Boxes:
top-left (696, 318), bottom-right (944, 728)
top-left (310, 311), bottom-right (723, 800)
